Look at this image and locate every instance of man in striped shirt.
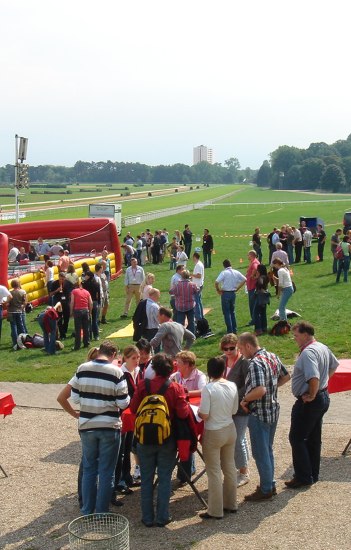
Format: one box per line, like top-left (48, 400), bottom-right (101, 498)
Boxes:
top-left (57, 341), bottom-right (130, 515)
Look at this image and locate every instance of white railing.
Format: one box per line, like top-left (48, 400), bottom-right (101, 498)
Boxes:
top-left (122, 190), bottom-right (240, 227)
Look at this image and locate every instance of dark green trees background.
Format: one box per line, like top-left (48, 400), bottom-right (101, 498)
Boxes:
top-left (257, 134), bottom-right (351, 192)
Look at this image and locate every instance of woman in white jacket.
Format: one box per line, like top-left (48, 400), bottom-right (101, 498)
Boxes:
top-left (198, 356), bottom-right (238, 519)
top-left (272, 258), bottom-right (294, 320)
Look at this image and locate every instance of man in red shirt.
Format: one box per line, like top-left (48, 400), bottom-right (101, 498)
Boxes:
top-left (246, 250), bottom-right (260, 326)
top-left (130, 353), bottom-right (189, 527)
top-left (70, 283), bottom-right (93, 350)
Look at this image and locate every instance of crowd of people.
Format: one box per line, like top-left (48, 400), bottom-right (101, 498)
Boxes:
top-left (56, 319), bottom-right (338, 524)
top-left (2, 236), bottom-right (111, 353)
top-left (120, 225), bottom-right (214, 269)
top-left (2, 223), bottom-right (341, 528)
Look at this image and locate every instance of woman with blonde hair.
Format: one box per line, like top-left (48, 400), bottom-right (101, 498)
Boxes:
top-left (141, 273), bottom-right (155, 300)
top-left (272, 258), bottom-right (294, 320)
top-left (220, 334), bottom-right (250, 487)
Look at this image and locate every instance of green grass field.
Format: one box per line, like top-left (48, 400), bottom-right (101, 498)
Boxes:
top-left (0, 183), bottom-right (179, 207)
top-left (1, 185), bottom-right (350, 383)
top-left (0, 183), bottom-right (229, 222)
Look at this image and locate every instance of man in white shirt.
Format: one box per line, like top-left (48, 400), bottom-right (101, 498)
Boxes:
top-left (8, 242), bottom-right (20, 264)
top-left (143, 288), bottom-right (160, 344)
top-left (292, 226), bottom-right (303, 263)
top-left (121, 258), bottom-right (145, 318)
top-left (303, 228), bottom-right (313, 264)
top-left (0, 284), bottom-right (11, 340)
top-left (191, 252), bottom-right (204, 321)
top-left (215, 259), bottom-right (246, 334)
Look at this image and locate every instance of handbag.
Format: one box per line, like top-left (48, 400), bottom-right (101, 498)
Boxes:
top-left (256, 289), bottom-right (271, 306)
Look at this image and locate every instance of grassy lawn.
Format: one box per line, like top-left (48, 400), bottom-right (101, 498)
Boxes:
top-left (0, 185), bottom-right (350, 383)
top-left (0, 183), bottom-right (182, 207)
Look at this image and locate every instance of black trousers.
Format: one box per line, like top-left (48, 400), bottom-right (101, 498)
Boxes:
top-left (289, 391), bottom-right (330, 484)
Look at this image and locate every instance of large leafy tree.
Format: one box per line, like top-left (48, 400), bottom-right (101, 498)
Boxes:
top-left (300, 158), bottom-right (326, 189)
top-left (285, 165), bottom-right (302, 189)
top-left (305, 142), bottom-right (340, 159)
top-left (270, 145), bottom-right (303, 175)
top-left (320, 164), bottom-right (347, 193)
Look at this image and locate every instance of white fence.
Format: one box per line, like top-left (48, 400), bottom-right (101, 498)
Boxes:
top-left (122, 190), bottom-right (239, 227)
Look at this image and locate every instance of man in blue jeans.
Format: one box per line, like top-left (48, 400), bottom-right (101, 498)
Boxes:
top-left (286, 322), bottom-right (338, 489)
top-left (237, 333), bottom-right (290, 501)
top-left (57, 341), bottom-right (130, 515)
top-left (215, 259), bottom-right (246, 334)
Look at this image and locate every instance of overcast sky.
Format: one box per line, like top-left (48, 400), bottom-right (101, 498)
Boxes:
top-left (1, 0), bottom-right (350, 169)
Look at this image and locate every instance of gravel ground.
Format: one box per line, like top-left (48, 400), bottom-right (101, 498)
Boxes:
top-left (0, 387), bottom-right (350, 550)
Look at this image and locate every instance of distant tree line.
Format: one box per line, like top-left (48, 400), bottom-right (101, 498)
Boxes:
top-left (256, 134), bottom-right (351, 192)
top-left (0, 157), bottom-right (257, 185)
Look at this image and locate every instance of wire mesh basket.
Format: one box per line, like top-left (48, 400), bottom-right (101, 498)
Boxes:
top-left (68, 513), bottom-right (129, 550)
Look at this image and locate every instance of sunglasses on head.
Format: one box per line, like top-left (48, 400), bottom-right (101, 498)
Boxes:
top-left (223, 346), bottom-right (236, 351)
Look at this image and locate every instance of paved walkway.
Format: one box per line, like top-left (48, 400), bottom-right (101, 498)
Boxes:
top-left (1, 381), bottom-right (350, 425)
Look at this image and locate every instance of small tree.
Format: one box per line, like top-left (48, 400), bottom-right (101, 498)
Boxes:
top-left (256, 161), bottom-right (272, 187)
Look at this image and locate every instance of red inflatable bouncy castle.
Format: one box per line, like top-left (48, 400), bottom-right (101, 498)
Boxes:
top-left (0, 218), bottom-right (122, 293)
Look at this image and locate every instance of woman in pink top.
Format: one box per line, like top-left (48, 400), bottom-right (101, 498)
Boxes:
top-left (246, 250), bottom-right (260, 326)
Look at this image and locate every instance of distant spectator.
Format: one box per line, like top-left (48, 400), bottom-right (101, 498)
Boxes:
top-left (317, 224), bottom-right (326, 262)
top-left (141, 273), bottom-right (155, 300)
top-left (331, 229), bottom-right (342, 274)
top-left (8, 278), bottom-right (27, 350)
top-left (0, 284), bottom-right (11, 341)
top-left (8, 242), bottom-right (19, 264)
top-left (98, 249), bottom-right (111, 281)
top-left (336, 235), bottom-right (351, 283)
top-left (16, 246), bottom-right (29, 262)
top-left (50, 241), bottom-right (64, 256)
top-left (70, 283), bottom-right (93, 350)
top-left (303, 227), bottom-right (313, 264)
top-left (252, 228), bottom-right (262, 263)
top-left (66, 264), bottom-right (79, 288)
top-left (28, 245), bottom-right (38, 261)
top-left (58, 249), bottom-right (70, 272)
top-left (272, 258), bottom-right (294, 320)
top-left (270, 242), bottom-right (289, 267)
top-left (36, 237), bottom-right (51, 257)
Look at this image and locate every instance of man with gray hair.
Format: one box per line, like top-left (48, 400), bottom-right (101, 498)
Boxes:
top-left (270, 242), bottom-right (289, 267)
top-left (286, 321), bottom-right (338, 489)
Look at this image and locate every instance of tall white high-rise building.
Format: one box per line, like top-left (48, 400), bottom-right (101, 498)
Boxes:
top-left (193, 145), bottom-right (213, 165)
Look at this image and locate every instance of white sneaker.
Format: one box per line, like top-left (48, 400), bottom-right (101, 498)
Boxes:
top-left (133, 465), bottom-right (141, 481)
top-left (237, 473), bottom-right (250, 487)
